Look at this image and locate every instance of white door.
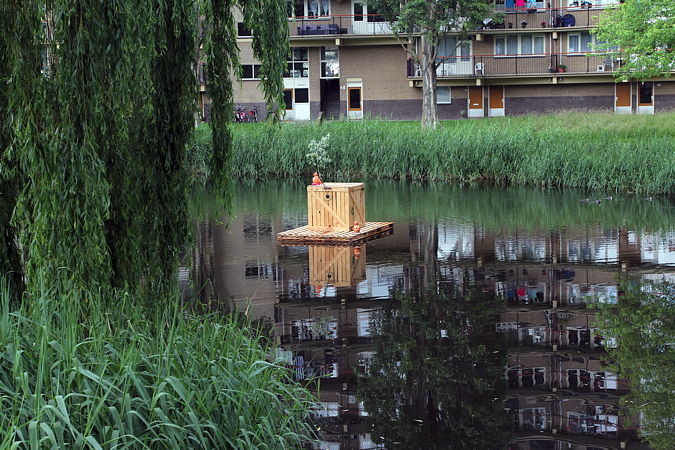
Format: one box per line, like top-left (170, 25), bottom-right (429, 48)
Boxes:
top-left (347, 81), bottom-right (363, 119)
top-left (488, 86), bottom-right (505, 117)
top-left (283, 78), bottom-right (311, 121)
top-left (351, 1), bottom-right (392, 35)
top-left (636, 82), bottom-right (654, 115)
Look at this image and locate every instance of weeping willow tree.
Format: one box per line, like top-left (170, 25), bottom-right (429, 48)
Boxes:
top-left (0, 5), bottom-right (21, 295)
top-left (0, 0), bottom-right (288, 299)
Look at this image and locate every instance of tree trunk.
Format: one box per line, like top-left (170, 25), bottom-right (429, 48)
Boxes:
top-left (420, 34), bottom-right (438, 130)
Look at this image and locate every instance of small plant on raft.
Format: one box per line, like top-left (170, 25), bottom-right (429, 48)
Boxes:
top-left (305, 134), bottom-right (331, 182)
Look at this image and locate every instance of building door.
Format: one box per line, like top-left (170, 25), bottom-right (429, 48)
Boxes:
top-left (347, 82), bottom-right (363, 119)
top-left (488, 86), bottom-right (504, 117)
top-left (283, 78), bottom-right (311, 120)
top-left (468, 86), bottom-right (484, 118)
top-left (637, 82), bottom-right (654, 114)
top-left (352, 1), bottom-right (392, 34)
top-left (614, 83), bottom-right (631, 114)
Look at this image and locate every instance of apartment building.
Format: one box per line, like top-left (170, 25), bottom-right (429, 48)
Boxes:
top-left (197, 1), bottom-right (675, 121)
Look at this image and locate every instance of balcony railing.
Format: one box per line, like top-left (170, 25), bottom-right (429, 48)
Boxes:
top-left (407, 51), bottom-right (626, 78)
top-left (264, 6), bottom-right (621, 39)
top-left (288, 14), bottom-right (393, 38)
top-left (483, 5), bottom-right (619, 31)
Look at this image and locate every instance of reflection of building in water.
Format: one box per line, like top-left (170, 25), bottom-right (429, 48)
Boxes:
top-left (207, 212), bottom-right (285, 320)
top-left (199, 212), bottom-right (673, 449)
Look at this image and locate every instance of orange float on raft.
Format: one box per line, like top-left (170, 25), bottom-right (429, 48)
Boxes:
top-left (312, 172), bottom-right (322, 185)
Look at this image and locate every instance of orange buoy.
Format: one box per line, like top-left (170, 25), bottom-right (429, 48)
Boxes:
top-left (315, 285), bottom-right (323, 294)
top-left (353, 246), bottom-right (361, 257)
top-left (312, 172), bottom-right (322, 185)
top-left (353, 221), bottom-right (361, 233)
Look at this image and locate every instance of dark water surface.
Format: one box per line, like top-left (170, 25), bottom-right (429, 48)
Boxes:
top-left (191, 181), bottom-right (674, 450)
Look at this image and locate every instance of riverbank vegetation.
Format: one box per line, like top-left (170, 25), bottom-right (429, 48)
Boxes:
top-left (190, 112), bottom-right (675, 194)
top-left (0, 281), bottom-right (315, 448)
top-left (1, 1), bottom-right (315, 447)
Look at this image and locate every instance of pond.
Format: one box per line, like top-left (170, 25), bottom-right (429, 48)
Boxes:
top-left (191, 180), bottom-right (675, 450)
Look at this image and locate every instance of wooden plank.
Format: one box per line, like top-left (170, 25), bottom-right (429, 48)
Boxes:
top-left (308, 190), bottom-right (348, 230)
top-left (278, 222), bottom-right (393, 246)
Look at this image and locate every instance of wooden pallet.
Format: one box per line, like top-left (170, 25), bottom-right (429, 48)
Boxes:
top-left (277, 222), bottom-right (394, 246)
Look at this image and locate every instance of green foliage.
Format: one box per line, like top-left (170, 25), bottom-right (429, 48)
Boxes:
top-left (366, 0), bottom-right (497, 128)
top-left (595, 280), bottom-right (675, 450)
top-left (358, 289), bottom-right (510, 449)
top-left (368, 0), bottom-right (495, 46)
top-left (202, 0), bottom-right (289, 209)
top-left (0, 2), bottom-right (24, 296)
top-left (0, 280), bottom-right (316, 449)
top-left (305, 134), bottom-right (331, 174)
top-left (190, 112), bottom-right (675, 194)
top-left (594, 0), bottom-right (675, 80)
top-left (0, 0), bottom-right (290, 300)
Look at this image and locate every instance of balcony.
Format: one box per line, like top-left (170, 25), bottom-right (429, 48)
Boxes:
top-left (407, 52), bottom-right (625, 79)
top-left (482, 5), bottom-right (616, 32)
top-left (288, 14), bottom-right (393, 38)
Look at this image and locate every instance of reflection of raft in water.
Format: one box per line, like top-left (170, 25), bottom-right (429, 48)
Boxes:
top-left (278, 221), bottom-right (393, 245)
top-left (277, 182), bottom-right (393, 245)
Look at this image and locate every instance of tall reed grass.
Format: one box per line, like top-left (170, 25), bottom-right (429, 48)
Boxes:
top-left (192, 112), bottom-right (675, 194)
top-left (0, 280), bottom-right (316, 448)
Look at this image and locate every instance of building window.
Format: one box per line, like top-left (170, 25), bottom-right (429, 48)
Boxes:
top-left (348, 87), bottom-right (361, 111)
top-left (437, 86), bottom-right (451, 104)
top-left (244, 261), bottom-right (275, 279)
top-left (241, 64), bottom-right (262, 80)
top-left (568, 32), bottom-right (594, 53)
top-left (320, 46), bottom-right (339, 78)
top-left (438, 36), bottom-right (471, 62)
top-left (495, 35), bottom-right (545, 56)
top-left (283, 90), bottom-right (293, 110)
top-left (237, 22), bottom-right (252, 37)
top-left (287, 0), bottom-right (330, 18)
top-left (521, 407), bottom-right (547, 431)
top-left (507, 367), bottom-right (546, 388)
top-left (295, 88), bottom-right (309, 103)
top-left (285, 47), bottom-right (309, 78)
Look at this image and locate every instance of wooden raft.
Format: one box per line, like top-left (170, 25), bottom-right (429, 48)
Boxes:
top-left (278, 221), bottom-right (393, 246)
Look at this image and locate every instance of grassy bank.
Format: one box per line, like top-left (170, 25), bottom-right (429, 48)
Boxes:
top-left (190, 112), bottom-right (675, 194)
top-left (0, 281), bottom-right (315, 448)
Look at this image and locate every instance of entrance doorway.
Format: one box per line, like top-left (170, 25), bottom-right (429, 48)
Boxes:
top-left (614, 83), bottom-right (631, 114)
top-left (468, 86), bottom-right (484, 118)
top-left (347, 81), bottom-right (363, 119)
top-left (637, 82), bottom-right (654, 114)
top-left (488, 86), bottom-right (504, 117)
top-left (320, 79), bottom-right (340, 120)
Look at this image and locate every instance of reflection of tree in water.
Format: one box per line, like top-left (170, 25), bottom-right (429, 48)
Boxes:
top-left (358, 286), bottom-right (511, 449)
top-left (595, 279), bottom-right (674, 450)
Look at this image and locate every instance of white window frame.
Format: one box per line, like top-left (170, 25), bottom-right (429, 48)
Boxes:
top-left (438, 36), bottom-right (472, 62)
top-left (494, 34), bottom-right (546, 57)
top-left (287, 0), bottom-right (330, 19)
top-left (286, 47), bottom-right (309, 78)
top-left (567, 31), bottom-right (595, 54)
top-left (568, 0), bottom-right (610, 8)
top-left (240, 64), bottom-right (262, 80)
top-left (436, 86), bottom-right (452, 104)
top-left (320, 46), bottom-right (339, 79)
